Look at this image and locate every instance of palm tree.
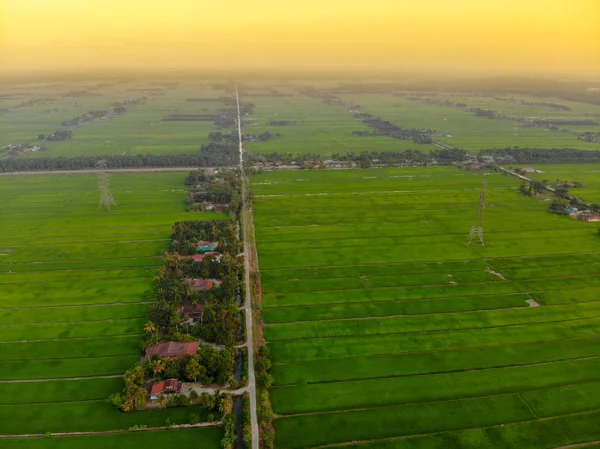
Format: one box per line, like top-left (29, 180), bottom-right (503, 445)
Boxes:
top-left (217, 395), bottom-right (231, 414)
top-left (152, 359), bottom-right (166, 376)
top-left (143, 321), bottom-right (156, 334)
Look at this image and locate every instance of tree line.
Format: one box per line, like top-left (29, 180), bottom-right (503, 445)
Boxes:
top-left (479, 148), bottom-right (600, 163)
top-left (0, 144), bottom-right (238, 172)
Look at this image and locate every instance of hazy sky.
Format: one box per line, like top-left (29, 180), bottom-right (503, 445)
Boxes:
top-left (1, 0), bottom-right (598, 75)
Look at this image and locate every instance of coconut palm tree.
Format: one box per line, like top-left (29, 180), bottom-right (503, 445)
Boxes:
top-left (152, 359), bottom-right (166, 376)
top-left (143, 321), bottom-right (156, 334)
top-left (217, 395), bottom-right (231, 414)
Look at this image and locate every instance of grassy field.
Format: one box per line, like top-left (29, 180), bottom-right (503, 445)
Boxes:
top-left (3, 80), bottom-right (598, 159)
top-left (241, 84), bottom-right (600, 156)
top-left (0, 172), bottom-right (222, 444)
top-left (0, 80), bottom-right (227, 157)
top-left (251, 167), bottom-right (600, 448)
top-left (342, 93), bottom-right (600, 152)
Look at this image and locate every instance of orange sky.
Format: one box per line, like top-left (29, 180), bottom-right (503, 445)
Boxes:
top-left (0, 0), bottom-right (598, 75)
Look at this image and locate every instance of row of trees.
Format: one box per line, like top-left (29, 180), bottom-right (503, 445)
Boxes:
top-left (256, 345), bottom-right (275, 449)
top-left (479, 148), bottom-right (600, 164)
top-left (0, 138), bottom-right (243, 173)
top-left (354, 113), bottom-right (434, 144)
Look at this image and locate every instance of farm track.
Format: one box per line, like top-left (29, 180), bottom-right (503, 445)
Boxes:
top-left (308, 410), bottom-right (600, 449)
top-left (0, 374), bottom-right (122, 383)
top-left (554, 442), bottom-right (600, 449)
top-left (0, 333), bottom-right (143, 344)
top-left (274, 354), bottom-right (600, 386)
top-left (0, 301), bottom-right (152, 310)
top-left (0, 276), bottom-right (153, 285)
top-left (262, 300), bottom-right (537, 325)
top-left (271, 334), bottom-right (600, 365)
top-left (273, 391), bottom-right (536, 418)
top-left (0, 255), bottom-right (162, 265)
top-left (263, 292), bottom-right (528, 310)
top-left (261, 272), bottom-right (600, 297)
top-left (0, 167), bottom-right (226, 176)
top-left (259, 251), bottom-right (600, 271)
top-left (0, 421), bottom-right (221, 439)
top-left (0, 238), bottom-right (170, 247)
top-left (264, 315), bottom-right (600, 342)
top-left (0, 317), bottom-right (147, 327)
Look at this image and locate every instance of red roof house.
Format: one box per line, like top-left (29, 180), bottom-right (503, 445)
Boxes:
top-left (188, 279), bottom-right (214, 291)
top-left (149, 378), bottom-right (182, 399)
top-left (177, 304), bottom-right (205, 323)
top-left (144, 341), bottom-right (199, 360)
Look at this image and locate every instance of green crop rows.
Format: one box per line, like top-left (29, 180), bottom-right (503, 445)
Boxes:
top-left (251, 166), bottom-right (600, 448)
top-left (0, 173), bottom-right (222, 444)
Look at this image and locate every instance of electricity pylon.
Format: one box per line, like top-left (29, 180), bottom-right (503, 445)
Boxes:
top-left (96, 160), bottom-right (117, 211)
top-left (468, 179), bottom-right (487, 246)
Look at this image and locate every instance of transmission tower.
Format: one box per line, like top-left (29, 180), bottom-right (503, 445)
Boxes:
top-left (96, 160), bottom-right (118, 211)
top-left (467, 179), bottom-right (487, 246)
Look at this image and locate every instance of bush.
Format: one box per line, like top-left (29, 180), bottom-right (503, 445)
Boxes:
top-left (229, 378), bottom-right (241, 390)
top-left (257, 373), bottom-right (274, 389)
top-left (207, 413), bottom-right (215, 422)
top-left (189, 413), bottom-right (200, 425)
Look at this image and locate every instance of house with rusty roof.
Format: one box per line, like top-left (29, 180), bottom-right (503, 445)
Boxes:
top-left (177, 304), bottom-right (205, 324)
top-left (144, 341), bottom-right (199, 360)
top-left (185, 278), bottom-right (221, 292)
top-left (148, 378), bottom-right (182, 400)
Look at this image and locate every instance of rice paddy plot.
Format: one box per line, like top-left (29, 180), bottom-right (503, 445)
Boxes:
top-left (251, 166), bottom-right (600, 448)
top-left (0, 172), bottom-right (223, 443)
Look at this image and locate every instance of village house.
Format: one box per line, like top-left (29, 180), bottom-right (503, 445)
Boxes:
top-left (177, 304), bottom-right (205, 324)
top-left (144, 341), bottom-right (199, 360)
top-left (183, 251), bottom-right (220, 263)
top-left (520, 168), bottom-right (544, 174)
top-left (196, 240), bottom-right (218, 252)
top-left (186, 278), bottom-right (219, 292)
top-left (148, 378), bottom-right (182, 400)
top-left (185, 254), bottom-right (206, 262)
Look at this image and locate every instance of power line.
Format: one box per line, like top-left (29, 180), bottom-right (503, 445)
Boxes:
top-left (96, 160), bottom-right (118, 211)
top-left (468, 179), bottom-right (487, 246)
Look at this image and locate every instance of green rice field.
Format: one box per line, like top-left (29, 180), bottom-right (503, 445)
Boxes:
top-left (3, 79), bottom-right (598, 160)
top-left (251, 167), bottom-right (600, 448)
top-left (0, 80), bottom-right (227, 157)
top-left (243, 84), bottom-right (599, 155)
top-left (0, 172), bottom-right (222, 445)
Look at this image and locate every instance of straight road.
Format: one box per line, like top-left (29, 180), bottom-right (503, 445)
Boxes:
top-left (236, 86), bottom-right (260, 449)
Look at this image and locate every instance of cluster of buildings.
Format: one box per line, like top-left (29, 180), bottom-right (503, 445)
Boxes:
top-left (1, 144), bottom-right (42, 156)
top-left (251, 159), bottom-right (356, 171)
top-left (144, 341), bottom-right (200, 400)
top-left (202, 202), bottom-right (229, 213)
top-left (565, 208), bottom-right (600, 222)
